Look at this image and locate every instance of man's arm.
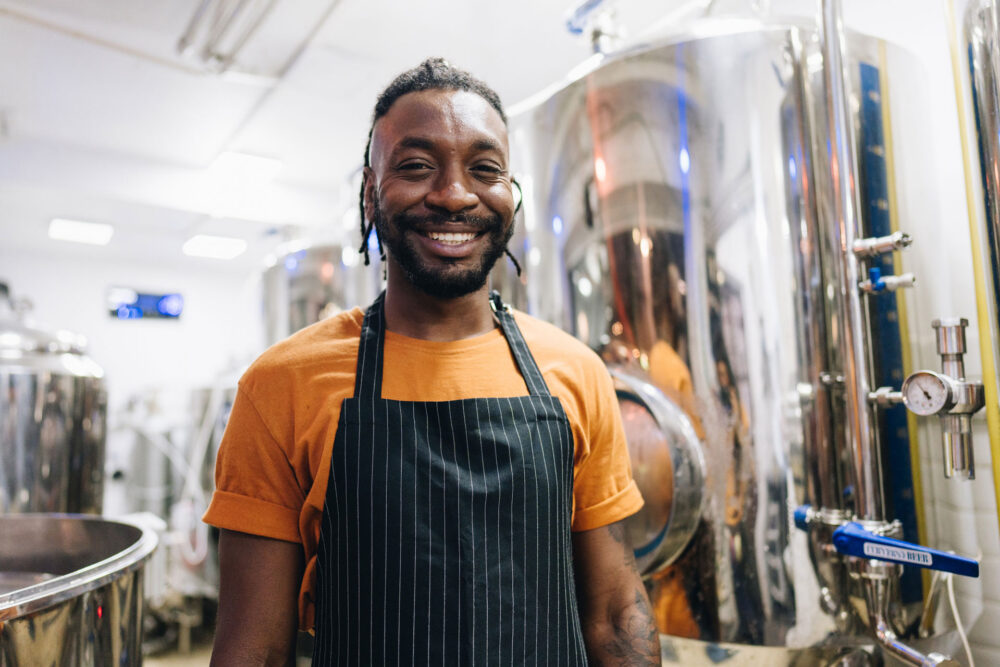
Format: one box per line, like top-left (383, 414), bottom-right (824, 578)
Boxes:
top-left (211, 529), bottom-right (304, 667)
top-left (573, 520), bottom-right (660, 666)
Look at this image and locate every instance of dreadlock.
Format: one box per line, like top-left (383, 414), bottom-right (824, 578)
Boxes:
top-left (358, 57), bottom-right (521, 276)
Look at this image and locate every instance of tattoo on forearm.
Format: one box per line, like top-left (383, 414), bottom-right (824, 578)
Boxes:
top-left (600, 587), bottom-right (659, 666)
top-left (598, 523), bottom-right (660, 666)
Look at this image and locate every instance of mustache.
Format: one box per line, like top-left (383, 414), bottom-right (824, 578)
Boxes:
top-left (391, 210), bottom-right (503, 230)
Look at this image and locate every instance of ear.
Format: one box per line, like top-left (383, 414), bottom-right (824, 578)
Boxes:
top-left (362, 166), bottom-right (377, 223)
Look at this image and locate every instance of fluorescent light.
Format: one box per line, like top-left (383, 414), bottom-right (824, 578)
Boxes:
top-left (48, 218), bottom-right (114, 245)
top-left (182, 234), bottom-right (247, 260)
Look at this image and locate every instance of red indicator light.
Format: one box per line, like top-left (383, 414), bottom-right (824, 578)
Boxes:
top-left (97, 605), bottom-right (103, 619)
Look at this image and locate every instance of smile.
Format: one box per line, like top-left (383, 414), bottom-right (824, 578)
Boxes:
top-left (425, 231), bottom-right (477, 244)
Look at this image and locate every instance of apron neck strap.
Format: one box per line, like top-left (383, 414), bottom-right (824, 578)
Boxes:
top-left (354, 290), bottom-right (553, 399)
top-left (353, 292), bottom-right (387, 400)
top-left (489, 290), bottom-right (551, 397)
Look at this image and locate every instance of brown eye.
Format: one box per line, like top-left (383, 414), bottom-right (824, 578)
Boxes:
top-left (472, 164), bottom-right (504, 178)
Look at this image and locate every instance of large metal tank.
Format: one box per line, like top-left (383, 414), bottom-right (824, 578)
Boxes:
top-left (0, 514), bottom-right (157, 665)
top-left (262, 241), bottom-right (383, 346)
top-left (0, 284), bottom-right (107, 514)
top-left (500, 16), bottom-right (961, 665)
top-left (965, 0), bottom-right (1000, 526)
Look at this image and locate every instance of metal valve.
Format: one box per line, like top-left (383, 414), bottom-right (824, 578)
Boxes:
top-left (901, 318), bottom-right (985, 479)
top-left (793, 505), bottom-right (980, 577)
top-left (859, 267), bottom-right (917, 293)
top-left (853, 231), bottom-right (913, 258)
top-left (868, 386), bottom-right (903, 407)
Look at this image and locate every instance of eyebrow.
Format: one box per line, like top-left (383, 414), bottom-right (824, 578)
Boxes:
top-left (394, 136), bottom-right (505, 155)
top-left (396, 136), bottom-right (436, 152)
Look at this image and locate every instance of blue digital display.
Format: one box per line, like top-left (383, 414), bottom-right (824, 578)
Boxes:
top-left (108, 288), bottom-right (183, 320)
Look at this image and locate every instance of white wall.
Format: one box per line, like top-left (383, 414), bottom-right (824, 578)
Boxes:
top-left (0, 247), bottom-right (265, 415)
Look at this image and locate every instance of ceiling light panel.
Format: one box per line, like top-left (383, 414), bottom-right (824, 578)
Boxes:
top-left (47, 218), bottom-right (115, 245)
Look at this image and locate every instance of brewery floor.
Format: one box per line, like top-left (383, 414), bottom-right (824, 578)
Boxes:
top-left (145, 641), bottom-right (212, 666)
top-left (144, 634), bottom-right (314, 665)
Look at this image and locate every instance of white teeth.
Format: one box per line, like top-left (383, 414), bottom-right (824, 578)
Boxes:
top-left (427, 231), bottom-right (476, 244)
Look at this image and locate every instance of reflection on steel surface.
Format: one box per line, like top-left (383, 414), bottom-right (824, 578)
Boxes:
top-left (967, 0), bottom-right (1000, 332)
top-left (0, 515), bottom-right (157, 666)
top-left (611, 366), bottom-right (705, 576)
top-left (0, 290), bottom-right (107, 516)
top-left (496, 16), bottom-right (948, 660)
top-left (262, 243), bottom-right (383, 346)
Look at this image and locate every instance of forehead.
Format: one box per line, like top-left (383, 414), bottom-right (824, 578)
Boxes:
top-left (370, 89), bottom-right (508, 161)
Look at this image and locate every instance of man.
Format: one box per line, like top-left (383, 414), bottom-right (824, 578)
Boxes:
top-left (205, 58), bottom-right (659, 666)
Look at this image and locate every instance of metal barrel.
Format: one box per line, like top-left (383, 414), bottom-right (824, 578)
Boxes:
top-left (0, 514), bottom-right (158, 665)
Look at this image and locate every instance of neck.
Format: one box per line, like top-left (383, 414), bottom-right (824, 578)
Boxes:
top-left (382, 264), bottom-right (496, 342)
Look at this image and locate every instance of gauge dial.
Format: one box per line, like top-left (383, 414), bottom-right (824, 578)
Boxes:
top-left (901, 371), bottom-right (952, 416)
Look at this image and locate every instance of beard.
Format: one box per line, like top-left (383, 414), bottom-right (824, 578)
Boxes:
top-left (372, 201), bottom-right (513, 300)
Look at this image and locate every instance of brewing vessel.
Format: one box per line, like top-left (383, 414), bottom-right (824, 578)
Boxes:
top-left (499, 14), bottom-right (970, 664)
top-left (262, 242), bottom-right (382, 346)
top-left (0, 285), bottom-right (107, 514)
top-left (0, 515), bottom-right (157, 666)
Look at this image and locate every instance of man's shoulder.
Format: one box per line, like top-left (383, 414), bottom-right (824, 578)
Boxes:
top-left (241, 307), bottom-right (364, 386)
top-left (511, 310), bottom-right (602, 368)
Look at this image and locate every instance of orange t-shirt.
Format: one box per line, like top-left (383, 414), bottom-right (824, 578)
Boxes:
top-left (203, 306), bottom-right (643, 631)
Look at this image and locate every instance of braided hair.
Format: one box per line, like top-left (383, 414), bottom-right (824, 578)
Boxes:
top-left (358, 57), bottom-right (521, 275)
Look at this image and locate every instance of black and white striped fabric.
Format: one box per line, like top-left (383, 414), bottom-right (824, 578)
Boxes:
top-left (313, 291), bottom-right (587, 666)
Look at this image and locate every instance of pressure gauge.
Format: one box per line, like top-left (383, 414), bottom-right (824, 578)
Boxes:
top-left (901, 371), bottom-right (953, 416)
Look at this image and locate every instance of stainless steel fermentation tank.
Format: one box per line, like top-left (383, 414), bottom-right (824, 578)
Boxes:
top-left (965, 0), bottom-right (1000, 524)
top-left (0, 284), bottom-right (107, 515)
top-left (262, 242), bottom-right (383, 346)
top-left (499, 13), bottom-right (977, 666)
top-left (0, 515), bottom-right (157, 666)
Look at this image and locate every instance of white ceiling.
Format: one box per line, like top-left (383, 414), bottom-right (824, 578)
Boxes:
top-left (0, 0), bottom-right (956, 273)
top-left (0, 0), bottom-right (669, 271)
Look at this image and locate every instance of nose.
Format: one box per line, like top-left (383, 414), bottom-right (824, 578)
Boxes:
top-left (424, 168), bottom-right (479, 214)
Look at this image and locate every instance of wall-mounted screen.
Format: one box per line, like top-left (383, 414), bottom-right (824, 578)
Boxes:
top-left (107, 287), bottom-right (183, 320)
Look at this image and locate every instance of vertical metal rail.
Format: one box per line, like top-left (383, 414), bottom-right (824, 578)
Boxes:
top-left (820, 0), bottom-right (886, 522)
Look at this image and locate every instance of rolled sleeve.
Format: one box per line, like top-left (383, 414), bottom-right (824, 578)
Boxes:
top-left (572, 479), bottom-right (644, 531)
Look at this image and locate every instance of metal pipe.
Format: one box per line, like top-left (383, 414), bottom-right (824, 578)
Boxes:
top-left (790, 27), bottom-right (843, 515)
top-left (177, 0), bottom-right (215, 54)
top-left (863, 568), bottom-right (958, 666)
top-left (820, 0), bottom-right (885, 522)
top-left (215, 0), bottom-right (282, 70)
top-left (202, 0), bottom-right (254, 62)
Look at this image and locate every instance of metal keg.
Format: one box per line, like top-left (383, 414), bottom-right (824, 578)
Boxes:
top-left (0, 284), bottom-right (107, 514)
top-left (0, 514), bottom-right (157, 666)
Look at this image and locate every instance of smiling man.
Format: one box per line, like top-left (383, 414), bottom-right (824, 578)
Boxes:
top-left (205, 58), bottom-right (659, 666)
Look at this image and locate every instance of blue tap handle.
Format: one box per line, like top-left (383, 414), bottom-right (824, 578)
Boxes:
top-left (793, 505), bottom-right (811, 531)
top-left (868, 267), bottom-right (886, 292)
top-left (832, 522), bottom-right (979, 578)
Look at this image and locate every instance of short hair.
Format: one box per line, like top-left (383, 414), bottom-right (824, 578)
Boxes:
top-left (358, 58), bottom-right (508, 266)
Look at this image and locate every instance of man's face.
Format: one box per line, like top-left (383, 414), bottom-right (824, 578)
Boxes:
top-left (364, 89), bottom-right (516, 300)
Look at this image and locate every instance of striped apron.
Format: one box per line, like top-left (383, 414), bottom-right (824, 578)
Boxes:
top-left (312, 291), bottom-right (588, 666)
